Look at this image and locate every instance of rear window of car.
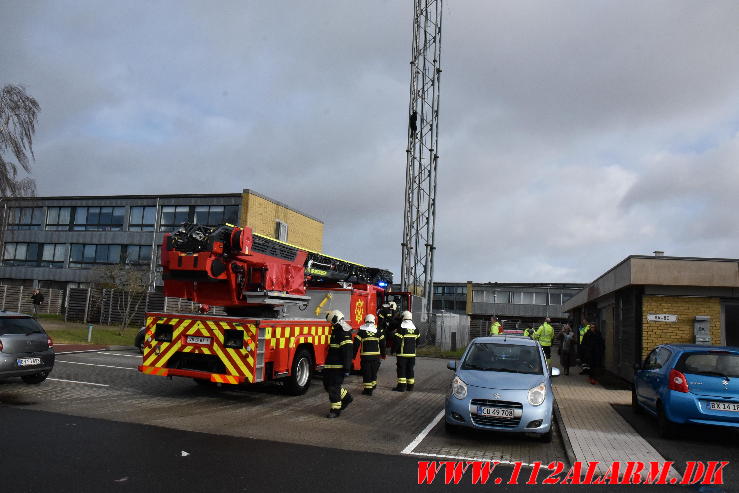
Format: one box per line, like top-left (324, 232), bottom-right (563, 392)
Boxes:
top-left (462, 342), bottom-right (543, 375)
top-left (0, 317), bottom-right (45, 335)
top-left (676, 352), bottom-right (739, 378)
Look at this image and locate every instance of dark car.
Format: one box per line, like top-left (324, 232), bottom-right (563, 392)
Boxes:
top-left (633, 344), bottom-right (739, 437)
top-left (0, 313), bottom-right (55, 384)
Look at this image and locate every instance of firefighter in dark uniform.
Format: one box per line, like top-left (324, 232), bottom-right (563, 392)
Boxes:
top-left (377, 301), bottom-right (397, 347)
top-left (324, 310), bottom-right (354, 418)
top-left (353, 313), bottom-right (385, 396)
top-left (393, 311), bottom-right (420, 392)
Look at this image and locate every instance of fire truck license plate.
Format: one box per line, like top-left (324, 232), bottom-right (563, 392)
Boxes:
top-left (478, 406), bottom-right (514, 418)
top-left (186, 336), bottom-right (211, 345)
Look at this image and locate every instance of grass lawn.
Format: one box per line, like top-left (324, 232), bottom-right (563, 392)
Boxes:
top-left (38, 318), bottom-right (137, 346)
top-left (416, 346), bottom-right (466, 360)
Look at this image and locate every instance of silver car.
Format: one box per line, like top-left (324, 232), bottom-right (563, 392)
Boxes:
top-left (444, 336), bottom-right (559, 442)
top-left (0, 313), bottom-right (55, 384)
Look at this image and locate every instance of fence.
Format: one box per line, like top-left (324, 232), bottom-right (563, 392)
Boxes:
top-left (0, 285), bottom-right (64, 315)
top-left (64, 288), bottom-right (226, 326)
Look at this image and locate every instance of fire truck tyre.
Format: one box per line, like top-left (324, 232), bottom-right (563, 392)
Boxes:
top-left (193, 378), bottom-right (215, 387)
top-left (286, 348), bottom-right (313, 395)
top-left (22, 371), bottom-right (48, 384)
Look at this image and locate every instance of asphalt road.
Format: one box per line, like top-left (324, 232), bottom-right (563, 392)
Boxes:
top-left (614, 403), bottom-right (738, 492)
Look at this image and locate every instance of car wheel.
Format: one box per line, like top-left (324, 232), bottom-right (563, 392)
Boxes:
top-left (285, 348), bottom-right (313, 396)
top-left (134, 328), bottom-right (146, 354)
top-left (444, 419), bottom-right (460, 434)
top-left (657, 404), bottom-right (675, 439)
top-left (22, 371), bottom-right (49, 384)
top-left (539, 418), bottom-right (553, 443)
top-left (631, 386), bottom-right (643, 414)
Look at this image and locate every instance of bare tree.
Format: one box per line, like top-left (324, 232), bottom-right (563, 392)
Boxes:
top-left (0, 84), bottom-right (40, 197)
top-left (93, 264), bottom-right (149, 334)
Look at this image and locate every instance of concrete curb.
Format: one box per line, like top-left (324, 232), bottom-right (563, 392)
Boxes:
top-left (553, 397), bottom-right (576, 468)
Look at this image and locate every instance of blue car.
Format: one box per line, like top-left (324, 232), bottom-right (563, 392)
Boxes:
top-left (633, 344), bottom-right (739, 438)
top-left (444, 336), bottom-right (559, 442)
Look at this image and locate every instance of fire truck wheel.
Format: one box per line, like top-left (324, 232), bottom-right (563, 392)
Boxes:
top-left (285, 348), bottom-right (313, 395)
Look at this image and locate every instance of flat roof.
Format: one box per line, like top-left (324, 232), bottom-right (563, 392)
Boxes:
top-left (563, 255), bottom-right (739, 311)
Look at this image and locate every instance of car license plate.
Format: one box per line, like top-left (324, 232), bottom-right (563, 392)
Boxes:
top-left (478, 406), bottom-right (514, 418)
top-left (709, 401), bottom-right (739, 412)
top-left (186, 336), bottom-right (211, 345)
top-left (17, 357), bottom-right (41, 367)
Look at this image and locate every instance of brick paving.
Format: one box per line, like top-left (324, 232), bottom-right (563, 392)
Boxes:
top-left (551, 354), bottom-right (681, 479)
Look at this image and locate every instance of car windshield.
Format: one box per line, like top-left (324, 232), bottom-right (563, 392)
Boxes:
top-left (676, 352), bottom-right (739, 379)
top-left (461, 342), bottom-right (543, 375)
top-left (0, 317), bottom-right (45, 335)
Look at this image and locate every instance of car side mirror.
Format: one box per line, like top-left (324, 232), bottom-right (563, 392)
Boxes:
top-left (550, 367), bottom-right (561, 377)
top-left (447, 360), bottom-right (457, 371)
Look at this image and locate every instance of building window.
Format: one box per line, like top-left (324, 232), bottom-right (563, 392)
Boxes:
top-left (159, 206), bottom-right (190, 231)
top-left (72, 206), bottom-right (125, 231)
top-left (41, 244), bottom-right (67, 268)
top-left (193, 205), bottom-right (239, 227)
top-left (129, 206), bottom-right (157, 231)
top-left (562, 292), bottom-right (574, 304)
top-left (534, 292), bottom-right (547, 305)
top-left (3, 242), bottom-right (65, 268)
top-left (495, 291), bottom-right (511, 304)
top-left (549, 293), bottom-right (562, 305)
top-left (69, 244), bottom-right (123, 268)
top-left (46, 207), bottom-right (73, 230)
top-left (125, 245), bottom-right (153, 265)
top-left (472, 290), bottom-right (486, 303)
top-left (276, 220), bottom-right (288, 242)
top-left (514, 292), bottom-right (535, 304)
top-left (433, 285), bottom-right (443, 295)
top-left (7, 207), bottom-right (43, 230)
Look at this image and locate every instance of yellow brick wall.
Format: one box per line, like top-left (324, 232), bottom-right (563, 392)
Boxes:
top-left (241, 191), bottom-right (324, 252)
top-left (641, 296), bottom-right (722, 359)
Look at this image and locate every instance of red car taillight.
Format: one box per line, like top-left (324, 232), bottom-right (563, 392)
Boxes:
top-left (0, 340), bottom-right (3, 352)
top-left (668, 369), bottom-right (689, 393)
top-left (47, 336), bottom-right (53, 349)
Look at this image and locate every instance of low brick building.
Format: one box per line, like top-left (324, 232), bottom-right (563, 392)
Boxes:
top-left (563, 254), bottom-right (739, 381)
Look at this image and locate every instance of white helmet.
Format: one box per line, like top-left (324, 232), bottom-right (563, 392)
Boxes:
top-left (365, 314), bottom-right (376, 324)
top-left (326, 310), bottom-right (344, 324)
top-left (401, 310), bottom-right (412, 321)
top-left (388, 301), bottom-right (397, 311)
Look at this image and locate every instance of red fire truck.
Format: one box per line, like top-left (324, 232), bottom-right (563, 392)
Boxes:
top-left (138, 223), bottom-right (407, 395)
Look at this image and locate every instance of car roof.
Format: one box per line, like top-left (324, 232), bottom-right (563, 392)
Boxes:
top-left (660, 344), bottom-right (739, 353)
top-left (471, 335), bottom-right (538, 346)
top-left (0, 311), bottom-right (33, 318)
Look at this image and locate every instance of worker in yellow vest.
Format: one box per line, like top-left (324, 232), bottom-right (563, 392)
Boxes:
top-left (579, 321), bottom-right (590, 344)
top-left (533, 317), bottom-right (555, 367)
top-left (489, 316), bottom-right (502, 336)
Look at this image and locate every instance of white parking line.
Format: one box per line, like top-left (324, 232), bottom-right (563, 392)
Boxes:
top-left (401, 409), bottom-right (445, 455)
top-left (56, 360), bottom-right (137, 371)
top-left (406, 450), bottom-right (536, 467)
top-left (99, 352), bottom-right (140, 358)
top-left (47, 377), bottom-right (110, 387)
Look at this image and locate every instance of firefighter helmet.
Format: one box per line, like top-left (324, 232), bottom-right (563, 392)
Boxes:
top-left (401, 310), bottom-right (412, 321)
top-left (326, 310), bottom-right (344, 324)
top-left (388, 301), bottom-right (397, 311)
top-left (365, 314), bottom-right (376, 324)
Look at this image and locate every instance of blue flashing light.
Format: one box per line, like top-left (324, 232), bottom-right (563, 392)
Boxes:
top-left (378, 281), bottom-right (388, 288)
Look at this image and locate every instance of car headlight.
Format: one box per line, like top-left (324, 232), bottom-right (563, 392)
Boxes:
top-left (528, 383), bottom-right (546, 406)
top-left (451, 376), bottom-right (467, 400)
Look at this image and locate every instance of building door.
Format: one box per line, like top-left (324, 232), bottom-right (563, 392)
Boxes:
top-left (724, 303), bottom-right (739, 347)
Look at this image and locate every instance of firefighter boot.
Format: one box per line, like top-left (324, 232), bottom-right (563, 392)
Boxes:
top-left (326, 409), bottom-right (341, 419)
top-left (407, 384), bottom-right (414, 391)
top-left (392, 383), bottom-right (406, 392)
top-left (362, 388), bottom-right (372, 395)
top-left (340, 393), bottom-right (353, 410)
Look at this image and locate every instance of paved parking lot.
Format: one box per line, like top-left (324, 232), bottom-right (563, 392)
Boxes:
top-left (0, 349), bottom-right (568, 465)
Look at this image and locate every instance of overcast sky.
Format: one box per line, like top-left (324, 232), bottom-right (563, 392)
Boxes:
top-left (1, 0), bottom-right (738, 284)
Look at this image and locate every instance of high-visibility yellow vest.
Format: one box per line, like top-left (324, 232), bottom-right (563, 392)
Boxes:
top-left (579, 324), bottom-right (590, 343)
top-left (489, 321), bottom-right (502, 335)
top-left (534, 323), bottom-right (554, 346)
